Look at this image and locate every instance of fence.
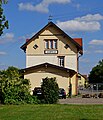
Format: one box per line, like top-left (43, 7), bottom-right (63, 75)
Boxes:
top-left (78, 83), bottom-right (103, 98)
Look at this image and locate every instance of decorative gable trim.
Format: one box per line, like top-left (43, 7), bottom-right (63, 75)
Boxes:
top-left (21, 22), bottom-right (83, 54)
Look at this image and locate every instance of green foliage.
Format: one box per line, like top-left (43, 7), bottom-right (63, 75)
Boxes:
top-left (0, 66), bottom-right (38, 104)
top-left (41, 77), bottom-right (59, 104)
top-left (0, 0), bottom-right (9, 36)
top-left (89, 59), bottom-right (103, 83)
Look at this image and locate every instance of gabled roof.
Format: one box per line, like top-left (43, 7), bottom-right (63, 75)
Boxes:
top-left (78, 73), bottom-right (87, 80)
top-left (22, 62), bottom-right (76, 77)
top-left (21, 22), bottom-right (83, 54)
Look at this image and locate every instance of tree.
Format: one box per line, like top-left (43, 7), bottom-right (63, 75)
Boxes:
top-left (41, 77), bottom-right (59, 104)
top-left (0, 66), bottom-right (37, 104)
top-left (0, 0), bottom-right (9, 36)
top-left (89, 59), bottom-right (103, 83)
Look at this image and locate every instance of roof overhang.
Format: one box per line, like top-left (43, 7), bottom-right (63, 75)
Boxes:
top-left (21, 63), bottom-right (76, 77)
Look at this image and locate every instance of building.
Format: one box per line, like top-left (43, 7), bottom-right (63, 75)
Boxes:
top-left (21, 22), bottom-right (83, 95)
top-left (78, 74), bottom-right (88, 90)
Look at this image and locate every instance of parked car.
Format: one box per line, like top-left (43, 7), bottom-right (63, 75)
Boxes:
top-left (33, 87), bottom-right (42, 99)
top-left (59, 88), bottom-right (66, 99)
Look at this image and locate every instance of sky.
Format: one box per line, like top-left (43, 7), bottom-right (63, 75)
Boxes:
top-left (0, 0), bottom-right (103, 75)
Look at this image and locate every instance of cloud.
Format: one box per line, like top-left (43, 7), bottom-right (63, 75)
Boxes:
top-left (80, 58), bottom-right (90, 63)
top-left (72, 3), bottom-right (80, 9)
top-left (0, 51), bottom-right (6, 55)
top-left (84, 50), bottom-right (91, 54)
top-left (57, 20), bottom-right (100, 32)
top-left (18, 0), bottom-right (71, 13)
top-left (75, 14), bottom-right (103, 22)
top-left (57, 14), bottom-right (103, 32)
top-left (95, 50), bottom-right (103, 53)
top-left (0, 33), bottom-right (14, 44)
top-left (18, 32), bottom-right (35, 42)
top-left (75, 4), bottom-right (80, 9)
top-left (89, 40), bottom-right (103, 45)
top-left (0, 63), bottom-right (8, 70)
top-left (18, 35), bottom-right (27, 41)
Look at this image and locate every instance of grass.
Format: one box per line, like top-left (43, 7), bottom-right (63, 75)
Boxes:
top-left (0, 104), bottom-right (103, 120)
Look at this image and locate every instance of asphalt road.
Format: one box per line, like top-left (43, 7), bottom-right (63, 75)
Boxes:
top-left (59, 98), bottom-right (103, 104)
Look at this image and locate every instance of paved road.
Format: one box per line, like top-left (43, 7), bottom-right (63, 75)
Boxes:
top-left (59, 98), bottom-right (103, 104)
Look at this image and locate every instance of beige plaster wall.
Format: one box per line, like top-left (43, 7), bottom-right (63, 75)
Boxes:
top-left (25, 72), bottom-right (69, 95)
top-left (26, 26), bottom-right (78, 71)
top-left (78, 75), bottom-right (86, 88)
top-left (71, 74), bottom-right (77, 95)
top-left (26, 55), bottom-right (77, 71)
top-left (24, 67), bottom-right (77, 95)
top-left (26, 28), bottom-right (77, 55)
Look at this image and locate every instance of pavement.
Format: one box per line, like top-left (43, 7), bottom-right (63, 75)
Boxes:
top-left (59, 97), bottom-right (103, 104)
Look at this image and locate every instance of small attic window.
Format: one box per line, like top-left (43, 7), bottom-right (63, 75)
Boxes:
top-left (33, 44), bottom-right (38, 49)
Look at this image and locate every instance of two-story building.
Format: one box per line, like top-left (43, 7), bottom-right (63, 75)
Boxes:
top-left (21, 22), bottom-right (83, 95)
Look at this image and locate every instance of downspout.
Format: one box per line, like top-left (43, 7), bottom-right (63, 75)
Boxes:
top-left (76, 52), bottom-right (82, 95)
top-left (67, 70), bottom-right (72, 97)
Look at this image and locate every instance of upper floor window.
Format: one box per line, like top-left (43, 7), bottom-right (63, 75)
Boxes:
top-left (45, 39), bottom-right (57, 49)
top-left (78, 76), bottom-right (81, 80)
top-left (45, 40), bottom-right (49, 49)
top-left (54, 40), bottom-right (57, 49)
top-left (58, 56), bottom-right (65, 67)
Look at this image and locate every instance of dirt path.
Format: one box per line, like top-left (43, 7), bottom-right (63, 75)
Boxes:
top-left (59, 98), bottom-right (103, 104)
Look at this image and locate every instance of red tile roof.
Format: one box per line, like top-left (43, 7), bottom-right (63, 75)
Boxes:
top-left (73, 38), bottom-right (82, 47)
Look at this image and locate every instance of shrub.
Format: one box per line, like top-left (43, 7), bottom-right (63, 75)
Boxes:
top-left (41, 77), bottom-right (59, 104)
top-left (0, 66), bottom-right (39, 104)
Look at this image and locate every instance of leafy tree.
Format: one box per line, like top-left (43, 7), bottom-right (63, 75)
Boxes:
top-left (41, 77), bottom-right (59, 104)
top-left (0, 0), bottom-right (9, 36)
top-left (0, 66), bottom-right (38, 104)
top-left (89, 59), bottom-right (103, 83)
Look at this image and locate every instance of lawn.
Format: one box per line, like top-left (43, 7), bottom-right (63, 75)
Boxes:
top-left (0, 104), bottom-right (103, 120)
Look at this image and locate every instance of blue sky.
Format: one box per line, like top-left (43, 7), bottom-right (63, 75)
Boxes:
top-left (0, 0), bottom-right (103, 75)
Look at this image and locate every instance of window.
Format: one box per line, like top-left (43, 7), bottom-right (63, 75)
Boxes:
top-left (50, 40), bottom-right (53, 49)
top-left (45, 40), bottom-right (49, 49)
top-left (54, 40), bottom-right (57, 49)
top-left (45, 39), bottom-right (57, 49)
top-left (58, 56), bottom-right (65, 67)
top-left (78, 76), bottom-right (81, 80)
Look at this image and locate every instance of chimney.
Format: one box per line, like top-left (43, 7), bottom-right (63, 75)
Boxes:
top-left (26, 39), bottom-right (29, 42)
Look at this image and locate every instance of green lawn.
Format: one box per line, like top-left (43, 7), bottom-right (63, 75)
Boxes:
top-left (0, 104), bottom-right (103, 120)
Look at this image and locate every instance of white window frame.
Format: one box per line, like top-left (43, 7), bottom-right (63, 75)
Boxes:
top-left (58, 56), bottom-right (65, 67)
top-left (50, 40), bottom-right (53, 49)
top-left (45, 39), bottom-right (57, 49)
top-left (53, 40), bottom-right (57, 49)
top-left (45, 40), bottom-right (49, 49)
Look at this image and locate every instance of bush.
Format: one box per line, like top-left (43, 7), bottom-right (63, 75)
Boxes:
top-left (0, 66), bottom-right (39, 104)
top-left (41, 77), bottom-right (59, 104)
